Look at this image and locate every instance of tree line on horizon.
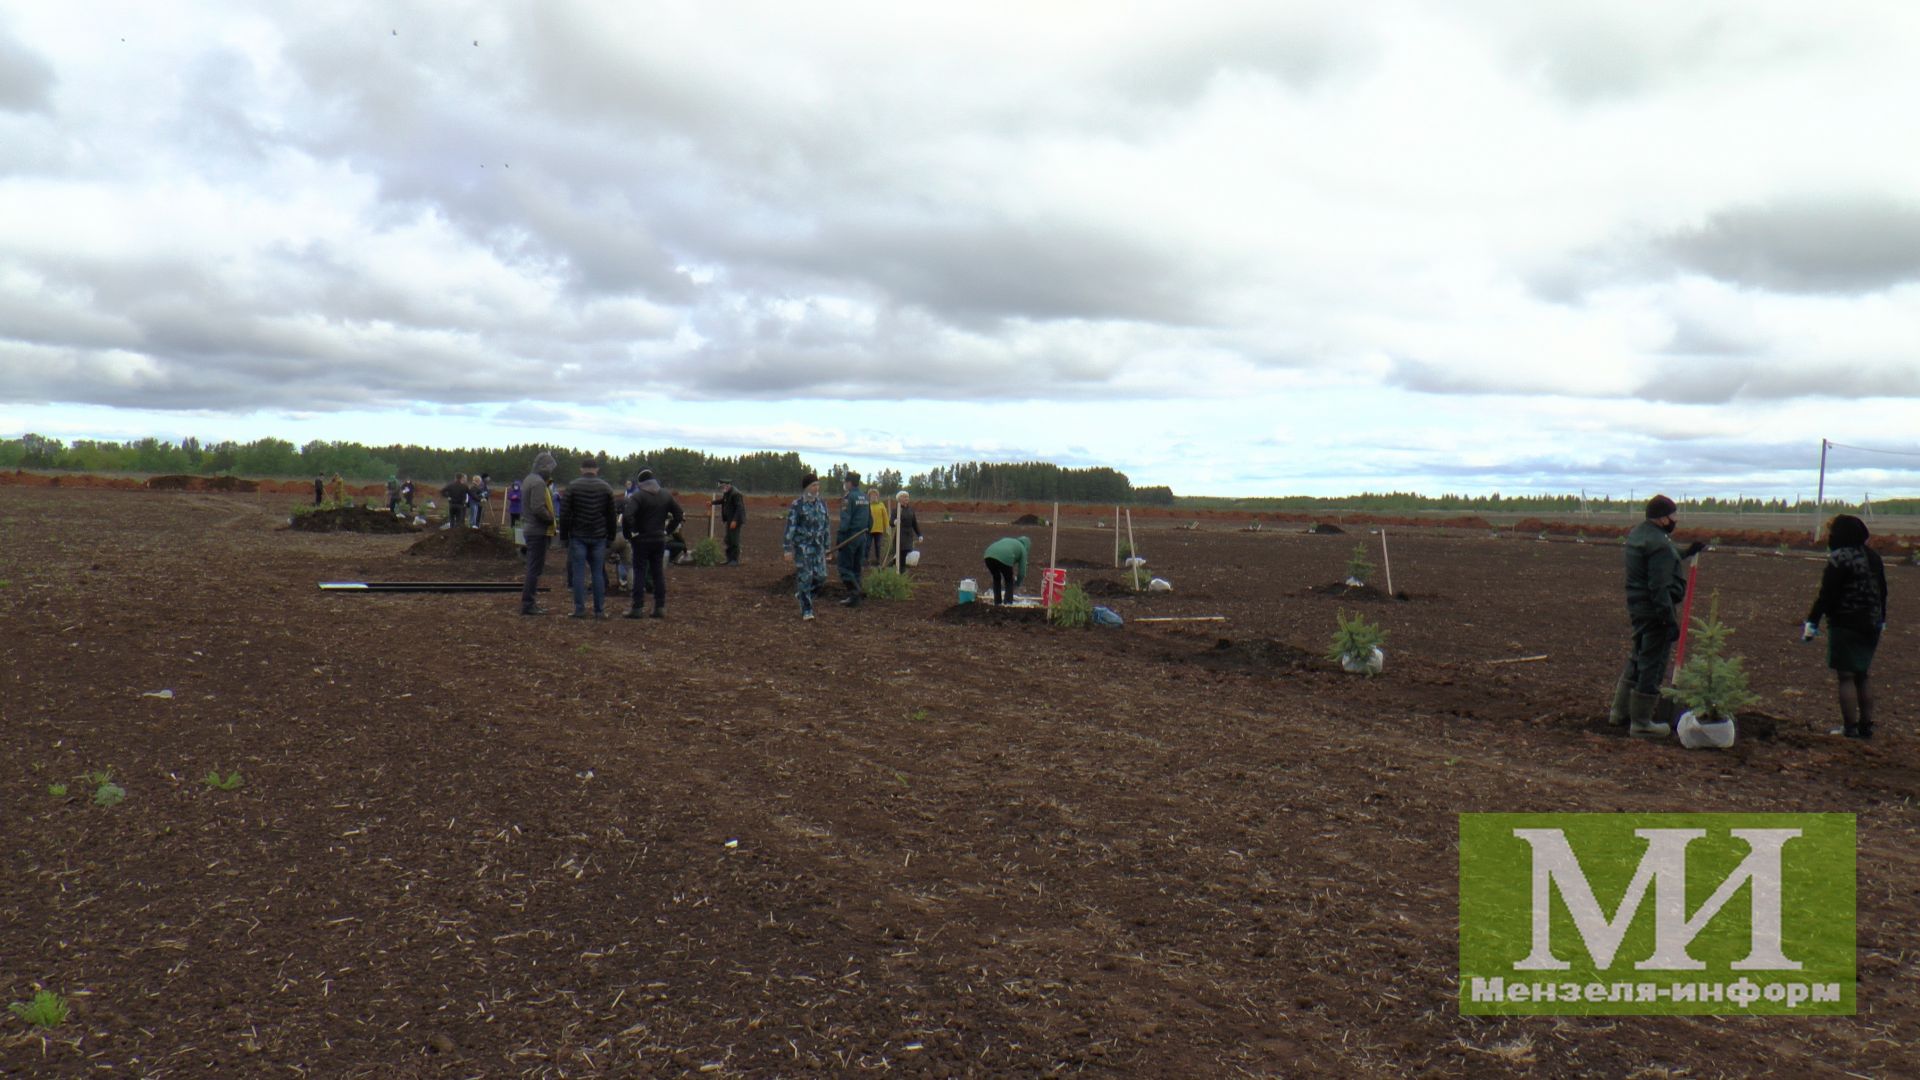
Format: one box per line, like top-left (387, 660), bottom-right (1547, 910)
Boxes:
top-left (3, 433), bottom-right (1910, 513)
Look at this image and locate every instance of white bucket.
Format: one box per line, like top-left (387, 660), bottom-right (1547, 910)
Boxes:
top-left (1676, 709), bottom-right (1736, 749)
top-left (1340, 647), bottom-right (1385, 675)
top-left (958, 577), bottom-right (977, 603)
top-left (905, 549), bottom-right (921, 567)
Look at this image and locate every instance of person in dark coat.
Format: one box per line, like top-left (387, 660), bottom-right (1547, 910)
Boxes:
top-left (1803, 514), bottom-right (1889, 738)
top-left (560, 458), bottom-right (619, 618)
top-left (441, 473), bottom-right (470, 528)
top-left (518, 452), bottom-right (557, 615)
top-left (893, 491), bottom-right (924, 572)
top-left (1613, 495), bottom-right (1706, 737)
top-left (835, 472), bottom-right (872, 607)
top-left (313, 475), bottom-right (325, 506)
top-left (712, 480), bottom-right (746, 564)
top-left (621, 469), bottom-right (685, 618)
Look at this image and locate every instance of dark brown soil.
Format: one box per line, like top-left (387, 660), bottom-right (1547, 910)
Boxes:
top-left (1011, 512), bottom-right (1045, 525)
top-left (1310, 522), bottom-right (1346, 534)
top-left (146, 474), bottom-right (259, 492)
top-left (934, 601), bottom-right (1048, 624)
top-left (4, 487), bottom-right (1917, 1078)
top-left (289, 505), bottom-right (420, 533)
top-left (405, 526), bottom-right (519, 560)
top-left (1310, 580), bottom-right (1412, 602)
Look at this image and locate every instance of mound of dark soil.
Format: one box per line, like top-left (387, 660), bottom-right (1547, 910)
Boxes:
top-left (1080, 578), bottom-right (1141, 598)
top-left (1188, 637), bottom-right (1322, 674)
top-left (292, 506), bottom-right (420, 534)
top-left (1011, 513), bottom-right (1045, 525)
top-left (1309, 523), bottom-right (1345, 535)
top-left (1310, 581), bottom-right (1410, 602)
top-left (935, 603), bottom-right (1047, 625)
top-left (1055, 557), bottom-right (1108, 569)
top-left (406, 527), bottom-right (518, 559)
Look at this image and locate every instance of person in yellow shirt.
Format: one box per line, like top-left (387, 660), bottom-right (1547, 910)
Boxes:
top-left (867, 487), bottom-right (891, 567)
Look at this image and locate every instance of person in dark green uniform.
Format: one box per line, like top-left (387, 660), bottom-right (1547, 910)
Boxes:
top-left (1612, 495), bottom-right (1706, 737)
top-left (1802, 514), bottom-right (1888, 739)
top-left (835, 471), bottom-right (872, 607)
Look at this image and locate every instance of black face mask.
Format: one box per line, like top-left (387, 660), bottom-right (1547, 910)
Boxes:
top-left (1658, 519), bottom-right (1676, 534)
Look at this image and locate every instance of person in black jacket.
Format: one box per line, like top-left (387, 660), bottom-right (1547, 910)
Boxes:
top-left (893, 491), bottom-right (924, 572)
top-left (560, 459), bottom-right (619, 618)
top-left (441, 473), bottom-right (470, 528)
top-left (1614, 495), bottom-right (1706, 737)
top-left (622, 469), bottom-right (685, 618)
top-left (1803, 514), bottom-right (1889, 738)
top-left (712, 480), bottom-right (746, 564)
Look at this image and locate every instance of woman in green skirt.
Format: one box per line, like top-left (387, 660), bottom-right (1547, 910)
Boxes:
top-left (1802, 514), bottom-right (1888, 738)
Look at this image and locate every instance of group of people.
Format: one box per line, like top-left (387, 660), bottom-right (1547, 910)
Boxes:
top-left (779, 471), bottom-right (927, 619)
top-left (1613, 495), bottom-right (1890, 740)
top-left (435, 473), bottom-right (495, 527)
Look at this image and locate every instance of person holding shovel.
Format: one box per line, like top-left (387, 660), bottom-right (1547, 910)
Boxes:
top-left (894, 491), bottom-right (924, 572)
top-left (982, 536), bottom-right (1031, 606)
top-left (782, 474), bottom-right (831, 620)
top-left (711, 480), bottom-right (745, 565)
top-left (835, 471), bottom-right (872, 607)
top-left (1802, 514), bottom-right (1888, 739)
top-left (1612, 495), bottom-right (1706, 737)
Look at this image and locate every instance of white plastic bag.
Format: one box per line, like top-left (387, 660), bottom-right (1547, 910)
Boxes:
top-left (1147, 577), bottom-right (1172, 592)
top-left (1676, 709), bottom-right (1736, 750)
top-left (906, 549), bottom-right (921, 567)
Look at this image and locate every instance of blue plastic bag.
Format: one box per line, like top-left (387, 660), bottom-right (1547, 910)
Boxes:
top-left (1091, 605), bottom-right (1124, 627)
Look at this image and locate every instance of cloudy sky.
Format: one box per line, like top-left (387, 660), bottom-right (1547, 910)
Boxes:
top-left (4, 1), bottom-right (1920, 497)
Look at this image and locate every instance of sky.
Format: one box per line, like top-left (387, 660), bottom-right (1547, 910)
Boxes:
top-left (3, 1), bottom-right (1920, 498)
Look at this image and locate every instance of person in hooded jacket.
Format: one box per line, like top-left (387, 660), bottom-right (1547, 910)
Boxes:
top-left (982, 536), bottom-right (1031, 605)
top-left (783, 474), bottom-right (831, 620)
top-left (622, 469), bottom-right (685, 618)
top-left (1613, 494), bottom-right (1707, 737)
top-left (508, 479), bottom-right (523, 527)
top-left (385, 474), bottom-right (400, 513)
top-left (518, 452), bottom-right (558, 615)
top-left (1803, 513), bottom-right (1889, 739)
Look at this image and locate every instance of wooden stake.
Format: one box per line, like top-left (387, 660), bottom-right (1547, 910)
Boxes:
top-left (1381, 529), bottom-right (1394, 597)
top-left (1134, 615), bottom-right (1227, 623)
top-left (1482, 654), bottom-right (1550, 666)
top-left (1050, 501), bottom-right (1060, 571)
top-left (1113, 504), bottom-right (1121, 567)
top-left (893, 492), bottom-right (903, 570)
top-left (708, 493), bottom-right (717, 540)
top-left (1125, 508), bottom-right (1140, 591)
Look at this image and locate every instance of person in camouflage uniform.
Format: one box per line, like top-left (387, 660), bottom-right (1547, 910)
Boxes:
top-left (783, 474), bottom-right (831, 620)
top-left (1613, 494), bottom-right (1705, 737)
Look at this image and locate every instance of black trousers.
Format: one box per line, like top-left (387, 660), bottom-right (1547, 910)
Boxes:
top-left (631, 539), bottom-right (668, 610)
top-left (724, 522), bottom-right (741, 562)
top-left (521, 532), bottom-right (551, 611)
top-left (1621, 613), bottom-right (1678, 696)
top-left (985, 558), bottom-right (1016, 604)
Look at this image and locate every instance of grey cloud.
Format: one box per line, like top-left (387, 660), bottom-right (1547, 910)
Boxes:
top-left (1662, 197), bottom-right (1920, 294)
top-left (0, 26), bottom-right (55, 114)
top-left (1633, 359), bottom-right (1920, 405)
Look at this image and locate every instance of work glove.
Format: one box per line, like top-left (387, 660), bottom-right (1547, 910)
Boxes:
top-left (1801, 621), bottom-right (1819, 643)
top-left (1681, 541), bottom-right (1707, 559)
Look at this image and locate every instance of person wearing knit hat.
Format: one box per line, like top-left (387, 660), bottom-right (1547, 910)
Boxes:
top-left (1611, 494), bottom-right (1706, 736)
top-left (1802, 514), bottom-right (1889, 738)
top-left (782, 474), bottom-right (831, 619)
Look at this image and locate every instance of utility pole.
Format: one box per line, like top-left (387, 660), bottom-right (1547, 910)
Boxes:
top-left (1813, 438), bottom-right (1829, 538)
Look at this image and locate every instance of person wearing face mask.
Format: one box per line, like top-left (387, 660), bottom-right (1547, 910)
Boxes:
top-left (1802, 514), bottom-right (1888, 739)
top-left (1612, 494), bottom-right (1707, 737)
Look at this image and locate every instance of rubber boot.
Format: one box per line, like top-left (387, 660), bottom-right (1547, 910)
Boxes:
top-left (1628, 692), bottom-right (1668, 739)
top-left (1607, 679), bottom-right (1634, 727)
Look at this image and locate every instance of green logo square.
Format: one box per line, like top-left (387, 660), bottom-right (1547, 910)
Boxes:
top-left (1459, 813), bottom-right (1854, 1015)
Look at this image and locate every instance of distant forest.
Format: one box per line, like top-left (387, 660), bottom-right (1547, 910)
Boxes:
top-left (3, 433), bottom-right (1910, 512)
